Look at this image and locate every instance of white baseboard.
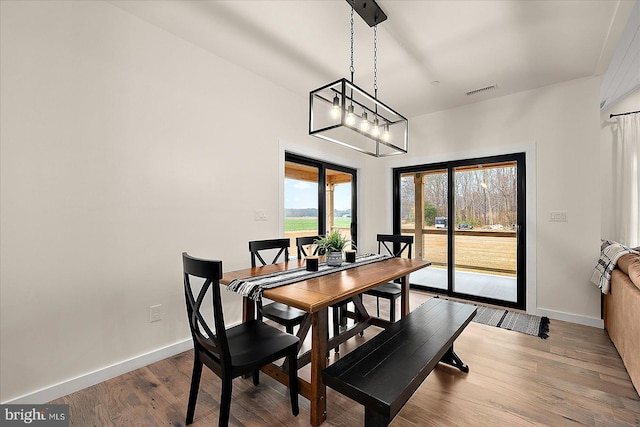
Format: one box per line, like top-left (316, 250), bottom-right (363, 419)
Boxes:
top-left (3, 339), bottom-right (194, 405)
top-left (536, 307), bottom-right (604, 329)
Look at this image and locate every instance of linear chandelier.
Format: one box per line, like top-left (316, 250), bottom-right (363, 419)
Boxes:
top-left (309, 0), bottom-right (408, 158)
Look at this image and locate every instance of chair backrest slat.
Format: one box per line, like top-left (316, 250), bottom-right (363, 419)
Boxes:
top-left (249, 238), bottom-right (291, 267)
top-left (182, 253), bottom-right (230, 365)
top-left (296, 236), bottom-right (321, 260)
top-left (377, 234), bottom-right (413, 259)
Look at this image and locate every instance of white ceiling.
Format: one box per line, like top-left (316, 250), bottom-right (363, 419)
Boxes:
top-left (109, 0), bottom-right (638, 119)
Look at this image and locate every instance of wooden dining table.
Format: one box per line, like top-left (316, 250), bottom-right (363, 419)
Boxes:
top-left (221, 256), bottom-right (430, 426)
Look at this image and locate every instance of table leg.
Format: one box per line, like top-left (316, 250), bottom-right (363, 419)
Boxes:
top-left (400, 275), bottom-right (410, 318)
top-left (242, 296), bottom-right (256, 322)
top-left (241, 297), bottom-right (257, 380)
top-left (310, 308), bottom-right (328, 426)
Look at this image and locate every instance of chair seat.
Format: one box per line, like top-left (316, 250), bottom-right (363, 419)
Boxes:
top-left (365, 282), bottom-right (402, 298)
top-left (261, 302), bottom-right (307, 327)
top-left (226, 319), bottom-right (300, 368)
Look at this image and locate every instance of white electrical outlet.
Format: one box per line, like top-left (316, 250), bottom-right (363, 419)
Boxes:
top-left (149, 304), bottom-right (162, 322)
top-left (255, 210), bottom-right (267, 221)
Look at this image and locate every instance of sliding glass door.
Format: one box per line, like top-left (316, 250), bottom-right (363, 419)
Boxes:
top-left (400, 169), bottom-right (449, 291)
top-left (394, 153), bottom-right (525, 309)
top-left (284, 153), bottom-right (357, 254)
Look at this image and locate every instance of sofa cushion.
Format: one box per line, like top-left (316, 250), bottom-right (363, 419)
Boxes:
top-left (605, 270), bottom-right (640, 395)
top-left (618, 253), bottom-right (640, 291)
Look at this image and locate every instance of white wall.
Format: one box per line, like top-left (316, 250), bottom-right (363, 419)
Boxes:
top-left (0, 0), bottom-right (363, 403)
top-left (600, 87), bottom-right (640, 241)
top-left (361, 77), bottom-right (603, 326)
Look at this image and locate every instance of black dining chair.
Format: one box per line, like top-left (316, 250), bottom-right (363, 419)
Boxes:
top-left (363, 234), bottom-right (414, 323)
top-left (296, 236), bottom-right (351, 353)
top-left (182, 253), bottom-right (299, 427)
top-left (249, 238), bottom-right (307, 334)
top-left (295, 235), bottom-right (321, 259)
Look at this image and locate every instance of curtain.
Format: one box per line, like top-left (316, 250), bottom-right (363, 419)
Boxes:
top-left (613, 114), bottom-right (640, 247)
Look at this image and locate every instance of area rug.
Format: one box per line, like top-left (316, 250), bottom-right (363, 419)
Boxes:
top-left (472, 305), bottom-right (550, 339)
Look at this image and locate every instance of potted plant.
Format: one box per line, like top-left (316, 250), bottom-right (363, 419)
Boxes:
top-left (315, 230), bottom-right (350, 267)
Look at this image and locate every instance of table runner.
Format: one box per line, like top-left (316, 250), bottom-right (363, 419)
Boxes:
top-left (227, 253), bottom-right (391, 300)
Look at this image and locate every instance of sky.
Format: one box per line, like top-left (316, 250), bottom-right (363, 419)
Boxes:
top-left (285, 179), bottom-right (351, 210)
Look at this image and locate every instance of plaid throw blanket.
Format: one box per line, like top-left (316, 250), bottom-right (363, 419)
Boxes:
top-left (591, 243), bottom-right (638, 294)
top-left (227, 253), bottom-right (391, 301)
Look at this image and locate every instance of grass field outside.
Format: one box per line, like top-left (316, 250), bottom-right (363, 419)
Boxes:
top-left (285, 217), bottom-right (350, 232)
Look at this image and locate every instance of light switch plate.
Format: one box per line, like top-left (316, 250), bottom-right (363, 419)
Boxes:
top-left (149, 304), bottom-right (162, 322)
top-left (255, 210), bottom-right (267, 221)
top-left (549, 211), bottom-right (568, 222)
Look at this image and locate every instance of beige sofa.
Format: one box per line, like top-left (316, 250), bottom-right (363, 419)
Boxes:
top-left (603, 252), bottom-right (640, 394)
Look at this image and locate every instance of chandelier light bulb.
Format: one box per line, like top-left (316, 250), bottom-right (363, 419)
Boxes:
top-left (331, 94), bottom-right (340, 119)
top-left (382, 124), bottom-right (391, 141)
top-left (346, 104), bottom-right (356, 126)
top-left (372, 118), bottom-right (380, 137)
top-left (360, 111), bottom-right (369, 131)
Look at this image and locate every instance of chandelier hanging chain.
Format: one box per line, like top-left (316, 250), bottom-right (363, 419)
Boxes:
top-left (350, 4), bottom-right (355, 82)
top-left (373, 24), bottom-right (378, 98)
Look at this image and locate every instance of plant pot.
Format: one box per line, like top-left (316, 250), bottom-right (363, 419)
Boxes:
top-left (326, 251), bottom-right (343, 267)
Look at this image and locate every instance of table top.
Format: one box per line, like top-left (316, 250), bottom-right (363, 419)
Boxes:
top-left (221, 257), bottom-right (430, 313)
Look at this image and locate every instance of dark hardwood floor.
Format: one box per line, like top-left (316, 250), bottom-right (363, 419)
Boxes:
top-left (51, 290), bottom-right (640, 426)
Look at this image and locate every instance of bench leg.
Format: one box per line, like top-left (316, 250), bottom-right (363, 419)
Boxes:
top-left (364, 408), bottom-right (390, 427)
top-left (440, 345), bottom-right (469, 373)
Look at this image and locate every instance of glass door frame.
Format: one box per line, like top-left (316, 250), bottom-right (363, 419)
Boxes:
top-left (393, 152), bottom-right (526, 310)
top-left (285, 152), bottom-right (358, 248)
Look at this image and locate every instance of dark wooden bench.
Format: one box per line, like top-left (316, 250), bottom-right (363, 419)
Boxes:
top-left (322, 298), bottom-right (477, 426)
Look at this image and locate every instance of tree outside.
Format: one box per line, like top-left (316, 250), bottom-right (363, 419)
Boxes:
top-left (401, 164), bottom-right (517, 231)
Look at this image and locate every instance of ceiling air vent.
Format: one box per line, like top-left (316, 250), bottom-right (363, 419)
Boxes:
top-left (466, 84), bottom-right (497, 96)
